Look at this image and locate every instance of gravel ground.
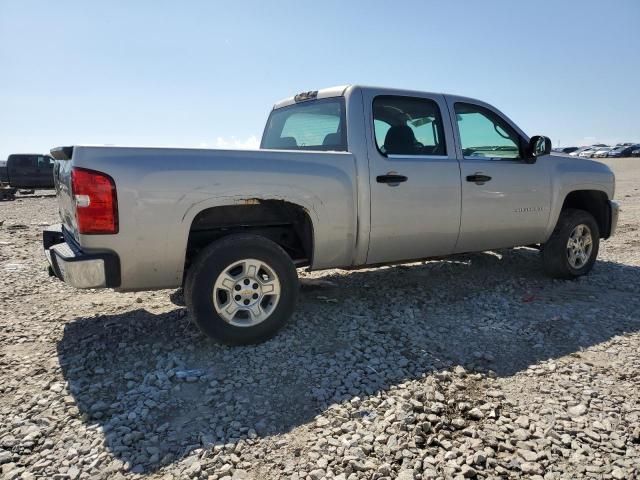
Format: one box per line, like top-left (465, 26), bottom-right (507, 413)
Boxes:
top-left (1, 159), bottom-right (639, 480)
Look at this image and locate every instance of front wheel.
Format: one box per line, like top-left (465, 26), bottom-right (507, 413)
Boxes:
top-left (184, 234), bottom-right (299, 345)
top-left (542, 208), bottom-right (600, 279)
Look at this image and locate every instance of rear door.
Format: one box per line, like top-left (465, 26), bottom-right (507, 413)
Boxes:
top-left (446, 98), bottom-right (551, 252)
top-left (35, 155), bottom-right (55, 188)
top-left (364, 90), bottom-right (461, 264)
top-left (7, 155), bottom-right (38, 188)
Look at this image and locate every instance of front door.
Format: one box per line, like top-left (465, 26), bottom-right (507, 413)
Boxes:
top-left (36, 155), bottom-right (55, 188)
top-left (447, 99), bottom-right (551, 253)
top-left (365, 92), bottom-right (461, 265)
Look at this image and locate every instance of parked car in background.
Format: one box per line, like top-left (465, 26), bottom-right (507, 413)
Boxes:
top-left (607, 145), bottom-right (640, 157)
top-left (593, 147), bottom-right (614, 158)
top-left (570, 147), bottom-right (592, 157)
top-left (578, 148), bottom-right (601, 158)
top-left (6, 154), bottom-right (55, 189)
top-left (0, 160), bottom-right (8, 183)
top-left (572, 145), bottom-right (607, 157)
top-left (43, 85), bottom-right (619, 345)
top-left (553, 147), bottom-right (579, 154)
top-left (631, 148), bottom-right (640, 157)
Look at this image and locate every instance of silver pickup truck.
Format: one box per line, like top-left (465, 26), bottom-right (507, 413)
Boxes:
top-left (44, 85), bottom-right (619, 345)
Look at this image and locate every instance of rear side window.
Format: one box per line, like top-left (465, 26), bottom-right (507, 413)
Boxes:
top-left (9, 155), bottom-right (34, 168)
top-left (261, 98), bottom-right (347, 151)
top-left (373, 96), bottom-right (447, 156)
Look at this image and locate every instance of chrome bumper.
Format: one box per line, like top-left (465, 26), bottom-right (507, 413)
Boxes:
top-left (43, 224), bottom-right (120, 289)
top-left (609, 200), bottom-right (620, 237)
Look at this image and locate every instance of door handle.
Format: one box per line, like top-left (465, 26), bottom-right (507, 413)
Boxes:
top-left (466, 173), bottom-right (492, 184)
top-left (376, 174), bottom-right (408, 185)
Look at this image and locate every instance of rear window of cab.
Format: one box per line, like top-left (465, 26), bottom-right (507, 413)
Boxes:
top-left (261, 98), bottom-right (347, 152)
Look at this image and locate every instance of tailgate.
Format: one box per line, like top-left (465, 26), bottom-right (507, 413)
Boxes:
top-left (50, 146), bottom-right (78, 240)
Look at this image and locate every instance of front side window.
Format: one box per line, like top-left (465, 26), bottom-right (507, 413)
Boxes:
top-left (455, 102), bottom-right (522, 159)
top-left (261, 98), bottom-right (347, 151)
top-left (373, 96), bottom-right (446, 156)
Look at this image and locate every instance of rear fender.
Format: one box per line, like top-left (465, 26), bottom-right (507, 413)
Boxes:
top-left (176, 189), bottom-right (351, 282)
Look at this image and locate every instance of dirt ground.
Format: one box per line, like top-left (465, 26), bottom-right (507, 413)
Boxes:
top-left (0, 158), bottom-right (639, 480)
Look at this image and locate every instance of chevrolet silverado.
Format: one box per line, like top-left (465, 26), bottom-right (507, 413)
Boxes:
top-left (44, 85), bottom-right (619, 344)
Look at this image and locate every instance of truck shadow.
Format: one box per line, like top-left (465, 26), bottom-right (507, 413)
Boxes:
top-left (56, 248), bottom-right (640, 473)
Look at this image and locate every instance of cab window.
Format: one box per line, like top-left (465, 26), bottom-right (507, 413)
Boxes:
top-left (455, 103), bottom-right (522, 159)
top-left (261, 98), bottom-right (347, 151)
top-left (37, 156), bottom-right (52, 169)
top-left (373, 96), bottom-right (446, 156)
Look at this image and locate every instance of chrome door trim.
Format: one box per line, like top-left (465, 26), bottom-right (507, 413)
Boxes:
top-left (387, 154), bottom-right (450, 160)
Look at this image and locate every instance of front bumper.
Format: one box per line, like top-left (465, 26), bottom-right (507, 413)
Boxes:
top-left (608, 200), bottom-right (620, 237)
top-left (43, 224), bottom-right (120, 289)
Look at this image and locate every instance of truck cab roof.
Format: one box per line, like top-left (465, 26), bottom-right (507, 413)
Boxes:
top-left (272, 85), bottom-right (487, 111)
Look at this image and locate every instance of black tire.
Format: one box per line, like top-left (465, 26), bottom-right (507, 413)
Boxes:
top-left (542, 208), bottom-right (600, 279)
top-left (184, 234), bottom-right (298, 345)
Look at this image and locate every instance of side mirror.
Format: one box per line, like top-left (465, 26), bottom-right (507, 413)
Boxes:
top-left (527, 135), bottom-right (551, 162)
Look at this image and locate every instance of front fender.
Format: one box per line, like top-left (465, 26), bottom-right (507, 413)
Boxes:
top-left (543, 155), bottom-right (615, 241)
top-left (544, 182), bottom-right (613, 241)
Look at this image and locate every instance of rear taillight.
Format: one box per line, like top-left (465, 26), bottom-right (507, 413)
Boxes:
top-left (71, 167), bottom-right (118, 234)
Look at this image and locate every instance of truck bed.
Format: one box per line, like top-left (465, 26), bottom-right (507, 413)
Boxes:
top-left (54, 146), bottom-right (358, 290)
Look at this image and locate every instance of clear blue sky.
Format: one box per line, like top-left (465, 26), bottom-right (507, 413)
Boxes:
top-left (1, 0), bottom-right (639, 160)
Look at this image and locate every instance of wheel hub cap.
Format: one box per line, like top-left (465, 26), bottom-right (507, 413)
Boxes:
top-left (566, 224), bottom-right (593, 269)
top-left (213, 258), bottom-right (281, 327)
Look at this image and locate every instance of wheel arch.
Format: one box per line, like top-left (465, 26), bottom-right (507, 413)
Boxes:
top-left (182, 198), bottom-right (315, 282)
top-left (558, 189), bottom-right (612, 239)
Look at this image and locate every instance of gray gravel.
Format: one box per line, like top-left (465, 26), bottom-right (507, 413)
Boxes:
top-left (1, 160), bottom-right (639, 480)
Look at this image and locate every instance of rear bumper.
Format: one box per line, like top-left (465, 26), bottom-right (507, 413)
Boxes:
top-left (608, 200), bottom-right (620, 237)
top-left (43, 224), bottom-right (120, 289)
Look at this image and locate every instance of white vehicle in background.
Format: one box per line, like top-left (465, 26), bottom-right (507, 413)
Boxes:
top-left (570, 147), bottom-right (592, 157)
top-left (593, 147), bottom-right (613, 158)
top-left (578, 148), bottom-right (598, 158)
top-left (579, 145), bottom-right (609, 158)
top-left (572, 144), bottom-right (606, 157)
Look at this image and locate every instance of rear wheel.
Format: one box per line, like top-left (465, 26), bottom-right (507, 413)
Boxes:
top-left (542, 209), bottom-right (600, 279)
top-left (184, 234), bottom-right (298, 345)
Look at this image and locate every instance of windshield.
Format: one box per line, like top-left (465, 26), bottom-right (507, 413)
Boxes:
top-left (261, 98), bottom-right (347, 151)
